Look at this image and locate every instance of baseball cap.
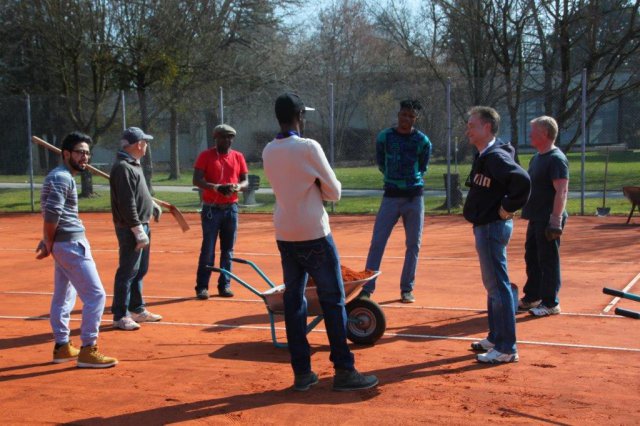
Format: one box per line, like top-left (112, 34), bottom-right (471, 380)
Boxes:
top-left (121, 127), bottom-right (154, 144)
top-left (275, 93), bottom-right (315, 123)
top-left (214, 124), bottom-right (237, 136)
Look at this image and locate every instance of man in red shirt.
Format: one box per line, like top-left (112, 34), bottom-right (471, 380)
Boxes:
top-left (193, 124), bottom-right (248, 299)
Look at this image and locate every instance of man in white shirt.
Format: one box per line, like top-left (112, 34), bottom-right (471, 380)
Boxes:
top-left (262, 92), bottom-right (378, 392)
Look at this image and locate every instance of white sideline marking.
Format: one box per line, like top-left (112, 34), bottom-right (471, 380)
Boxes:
top-left (0, 290), bottom-right (632, 319)
top-left (1, 314), bottom-right (639, 353)
top-left (602, 271), bottom-right (640, 313)
top-left (1, 247), bottom-right (637, 265)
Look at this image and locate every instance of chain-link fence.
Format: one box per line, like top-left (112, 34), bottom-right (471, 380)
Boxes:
top-left (3, 72), bottom-right (639, 182)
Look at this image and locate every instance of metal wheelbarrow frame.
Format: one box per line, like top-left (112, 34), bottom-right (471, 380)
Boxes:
top-left (208, 258), bottom-right (387, 348)
top-left (603, 287), bottom-right (640, 319)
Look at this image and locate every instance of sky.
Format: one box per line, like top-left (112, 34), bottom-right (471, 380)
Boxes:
top-left (284, 0), bottom-right (421, 31)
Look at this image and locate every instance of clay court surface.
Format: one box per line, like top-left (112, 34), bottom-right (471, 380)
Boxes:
top-left (1, 212), bottom-right (639, 425)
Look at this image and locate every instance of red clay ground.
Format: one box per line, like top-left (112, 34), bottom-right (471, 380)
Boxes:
top-left (1, 213), bottom-right (639, 425)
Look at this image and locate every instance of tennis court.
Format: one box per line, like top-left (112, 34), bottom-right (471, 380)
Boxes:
top-left (1, 213), bottom-right (639, 424)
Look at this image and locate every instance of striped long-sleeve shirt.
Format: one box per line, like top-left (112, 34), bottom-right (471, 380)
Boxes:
top-left (40, 165), bottom-right (85, 241)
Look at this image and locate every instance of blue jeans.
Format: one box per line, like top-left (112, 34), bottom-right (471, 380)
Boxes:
top-left (523, 219), bottom-right (564, 307)
top-left (276, 234), bottom-right (355, 375)
top-left (195, 204), bottom-right (238, 292)
top-left (473, 220), bottom-right (517, 354)
top-left (51, 238), bottom-right (106, 347)
top-left (112, 224), bottom-right (150, 321)
top-left (364, 195), bottom-right (424, 293)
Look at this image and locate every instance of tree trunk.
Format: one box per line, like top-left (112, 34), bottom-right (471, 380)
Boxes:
top-left (79, 169), bottom-right (94, 198)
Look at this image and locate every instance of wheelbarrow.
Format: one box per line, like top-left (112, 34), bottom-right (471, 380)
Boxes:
top-left (208, 258), bottom-right (387, 348)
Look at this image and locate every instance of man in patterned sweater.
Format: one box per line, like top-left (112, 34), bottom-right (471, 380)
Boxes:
top-left (37, 131), bottom-right (117, 368)
top-left (360, 99), bottom-right (432, 303)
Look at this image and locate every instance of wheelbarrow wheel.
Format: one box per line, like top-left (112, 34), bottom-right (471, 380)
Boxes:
top-left (345, 298), bottom-right (386, 345)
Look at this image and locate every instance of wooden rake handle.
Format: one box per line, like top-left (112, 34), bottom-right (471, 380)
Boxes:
top-left (32, 135), bottom-right (190, 232)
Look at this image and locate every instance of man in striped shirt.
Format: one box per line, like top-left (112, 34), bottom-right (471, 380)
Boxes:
top-left (37, 131), bottom-right (117, 368)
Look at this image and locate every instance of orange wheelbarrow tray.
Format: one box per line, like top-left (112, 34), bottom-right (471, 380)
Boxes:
top-left (208, 258), bottom-right (387, 348)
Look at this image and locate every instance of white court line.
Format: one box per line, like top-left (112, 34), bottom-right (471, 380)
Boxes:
top-left (1, 314), bottom-right (638, 353)
top-left (1, 247), bottom-right (637, 265)
top-left (0, 290), bottom-right (630, 319)
top-left (602, 271), bottom-right (640, 313)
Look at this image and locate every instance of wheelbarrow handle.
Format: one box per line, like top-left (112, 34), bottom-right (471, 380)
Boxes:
top-left (603, 287), bottom-right (640, 302)
top-left (615, 307), bottom-right (640, 319)
top-left (230, 257), bottom-right (277, 288)
top-left (205, 265), bottom-right (265, 298)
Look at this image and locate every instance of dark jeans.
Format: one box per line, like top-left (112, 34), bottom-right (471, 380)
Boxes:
top-left (112, 224), bottom-right (150, 321)
top-left (195, 204), bottom-right (238, 292)
top-left (276, 234), bottom-right (355, 375)
top-left (523, 219), bottom-right (564, 307)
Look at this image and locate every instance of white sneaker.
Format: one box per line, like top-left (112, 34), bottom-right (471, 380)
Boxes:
top-left (131, 310), bottom-right (163, 323)
top-left (518, 298), bottom-right (541, 310)
top-left (477, 348), bottom-right (519, 364)
top-left (529, 304), bottom-right (561, 317)
top-left (114, 316), bottom-right (140, 331)
top-left (470, 338), bottom-right (495, 351)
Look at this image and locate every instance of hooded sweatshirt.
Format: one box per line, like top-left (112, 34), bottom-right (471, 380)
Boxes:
top-left (463, 140), bottom-right (531, 225)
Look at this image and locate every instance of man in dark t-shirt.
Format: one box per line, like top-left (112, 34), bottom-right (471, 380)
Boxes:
top-left (520, 116), bottom-right (569, 316)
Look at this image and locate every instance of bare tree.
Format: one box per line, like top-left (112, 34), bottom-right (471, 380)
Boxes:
top-left (294, 0), bottom-right (394, 161)
top-left (26, 0), bottom-right (122, 196)
top-left (480, 0), bottom-right (535, 153)
top-left (530, 0), bottom-right (640, 151)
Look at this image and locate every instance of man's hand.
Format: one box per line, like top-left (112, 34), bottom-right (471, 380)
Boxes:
top-left (152, 201), bottom-right (162, 222)
top-left (545, 214), bottom-right (563, 241)
top-left (231, 183), bottom-right (241, 193)
top-left (131, 225), bottom-right (150, 251)
top-left (35, 240), bottom-right (51, 260)
top-left (498, 205), bottom-right (514, 220)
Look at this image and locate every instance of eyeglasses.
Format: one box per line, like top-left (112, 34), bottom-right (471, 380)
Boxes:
top-left (72, 150), bottom-right (92, 157)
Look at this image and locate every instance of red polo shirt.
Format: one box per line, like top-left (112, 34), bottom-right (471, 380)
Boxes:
top-left (194, 148), bottom-right (248, 204)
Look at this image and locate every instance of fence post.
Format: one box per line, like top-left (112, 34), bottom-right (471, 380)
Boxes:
top-left (581, 68), bottom-right (587, 216)
top-left (26, 93), bottom-right (35, 212)
top-left (446, 78), bottom-right (452, 213)
top-left (329, 83), bottom-right (335, 213)
top-left (121, 90), bottom-right (126, 130)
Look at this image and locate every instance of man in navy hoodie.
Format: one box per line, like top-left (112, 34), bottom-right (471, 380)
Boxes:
top-left (463, 106), bottom-right (531, 364)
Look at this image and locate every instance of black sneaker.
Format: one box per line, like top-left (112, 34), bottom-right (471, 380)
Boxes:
top-left (196, 289), bottom-right (209, 300)
top-left (218, 287), bottom-right (234, 298)
top-left (333, 369), bottom-right (378, 391)
top-left (293, 371), bottom-right (319, 391)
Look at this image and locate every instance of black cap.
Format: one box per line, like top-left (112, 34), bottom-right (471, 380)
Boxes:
top-left (275, 93), bottom-right (315, 123)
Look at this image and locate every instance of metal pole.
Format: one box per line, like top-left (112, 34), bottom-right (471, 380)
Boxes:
top-left (121, 90), bottom-right (126, 130)
top-left (219, 87), bottom-right (224, 123)
top-left (27, 94), bottom-right (35, 212)
top-left (329, 83), bottom-right (335, 166)
top-left (329, 83), bottom-right (335, 213)
top-left (446, 78), bottom-right (452, 213)
top-left (581, 68), bottom-right (587, 216)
